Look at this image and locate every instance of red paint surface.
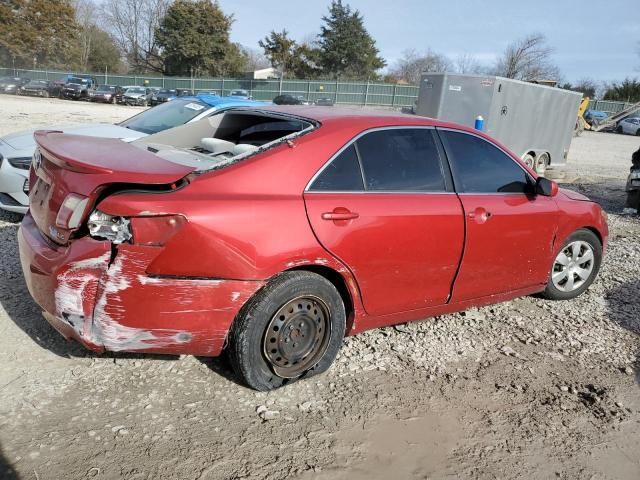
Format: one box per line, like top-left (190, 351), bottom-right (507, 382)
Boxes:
top-left (18, 108), bottom-right (609, 357)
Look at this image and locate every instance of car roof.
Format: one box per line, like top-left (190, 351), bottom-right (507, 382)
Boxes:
top-left (252, 105), bottom-right (441, 128)
top-left (182, 95), bottom-right (269, 108)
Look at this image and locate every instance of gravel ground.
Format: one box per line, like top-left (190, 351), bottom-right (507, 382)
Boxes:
top-left (0, 95), bottom-right (638, 480)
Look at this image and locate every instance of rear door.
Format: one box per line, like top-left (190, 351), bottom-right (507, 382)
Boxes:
top-left (304, 127), bottom-right (465, 316)
top-left (438, 129), bottom-right (560, 302)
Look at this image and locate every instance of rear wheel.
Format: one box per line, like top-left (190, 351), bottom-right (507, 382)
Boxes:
top-left (228, 271), bottom-right (345, 391)
top-left (542, 229), bottom-right (602, 300)
top-left (616, 125), bottom-right (623, 134)
top-left (636, 129), bottom-right (640, 136)
top-left (523, 153), bottom-right (535, 170)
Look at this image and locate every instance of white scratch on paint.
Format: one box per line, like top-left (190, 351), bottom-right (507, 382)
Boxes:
top-left (54, 252), bottom-right (111, 321)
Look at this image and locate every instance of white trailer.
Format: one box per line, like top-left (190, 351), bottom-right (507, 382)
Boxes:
top-left (414, 73), bottom-right (582, 175)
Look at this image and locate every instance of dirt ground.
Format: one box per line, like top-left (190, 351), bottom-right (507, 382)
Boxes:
top-left (0, 95), bottom-right (638, 480)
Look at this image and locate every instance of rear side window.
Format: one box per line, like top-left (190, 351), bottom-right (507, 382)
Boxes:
top-left (310, 145), bottom-right (364, 191)
top-left (356, 129), bottom-right (445, 192)
top-left (440, 130), bottom-right (532, 194)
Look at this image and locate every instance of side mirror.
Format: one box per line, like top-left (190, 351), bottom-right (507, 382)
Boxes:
top-left (536, 177), bottom-right (558, 197)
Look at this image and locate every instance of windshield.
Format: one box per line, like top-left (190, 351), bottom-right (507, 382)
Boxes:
top-left (119, 99), bottom-right (210, 134)
top-left (159, 89), bottom-right (176, 95)
top-left (27, 81), bottom-right (48, 87)
top-left (126, 87), bottom-right (145, 94)
top-left (97, 85), bottom-right (115, 92)
top-left (68, 77), bottom-right (87, 84)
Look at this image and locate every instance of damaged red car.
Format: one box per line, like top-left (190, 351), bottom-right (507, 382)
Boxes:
top-left (18, 107), bottom-right (608, 390)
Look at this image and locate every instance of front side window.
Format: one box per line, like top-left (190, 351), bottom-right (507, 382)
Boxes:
top-left (356, 128), bottom-right (446, 192)
top-left (309, 145), bottom-right (364, 191)
top-left (440, 130), bottom-right (532, 194)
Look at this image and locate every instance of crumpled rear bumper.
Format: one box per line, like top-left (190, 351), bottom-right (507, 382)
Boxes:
top-left (18, 214), bottom-right (265, 356)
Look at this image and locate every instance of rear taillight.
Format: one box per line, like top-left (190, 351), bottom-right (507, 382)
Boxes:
top-left (86, 212), bottom-right (185, 246)
top-left (130, 215), bottom-right (186, 246)
top-left (88, 210), bottom-right (132, 244)
top-left (56, 193), bottom-right (89, 229)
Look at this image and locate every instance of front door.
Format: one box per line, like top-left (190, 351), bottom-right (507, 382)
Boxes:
top-left (438, 129), bottom-right (560, 302)
top-left (304, 128), bottom-right (465, 316)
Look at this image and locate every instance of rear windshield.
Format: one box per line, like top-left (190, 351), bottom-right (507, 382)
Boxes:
top-left (119, 99), bottom-right (209, 134)
top-left (159, 89), bottom-right (176, 94)
top-left (27, 80), bottom-right (48, 87)
top-left (97, 85), bottom-right (115, 92)
top-left (68, 77), bottom-right (87, 84)
top-left (133, 110), bottom-right (317, 173)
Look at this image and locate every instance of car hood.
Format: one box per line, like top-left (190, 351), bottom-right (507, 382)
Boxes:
top-left (0, 124), bottom-right (147, 154)
top-left (558, 187), bottom-right (591, 202)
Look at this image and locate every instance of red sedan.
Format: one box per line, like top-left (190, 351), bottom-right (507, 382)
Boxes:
top-left (18, 107), bottom-right (608, 390)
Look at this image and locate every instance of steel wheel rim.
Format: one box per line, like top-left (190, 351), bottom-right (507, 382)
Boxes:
top-left (263, 295), bottom-right (331, 378)
top-left (551, 241), bottom-right (595, 292)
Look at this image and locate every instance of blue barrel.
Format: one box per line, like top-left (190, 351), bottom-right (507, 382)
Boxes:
top-left (474, 115), bottom-right (484, 131)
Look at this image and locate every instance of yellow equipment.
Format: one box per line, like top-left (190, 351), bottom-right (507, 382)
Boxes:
top-left (575, 97), bottom-right (591, 136)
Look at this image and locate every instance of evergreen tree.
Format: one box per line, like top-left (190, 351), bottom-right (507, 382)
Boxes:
top-left (317, 0), bottom-right (385, 79)
top-left (603, 78), bottom-right (640, 103)
top-left (259, 30), bottom-right (297, 74)
top-left (156, 0), bottom-right (245, 76)
top-left (0, 0), bottom-right (78, 69)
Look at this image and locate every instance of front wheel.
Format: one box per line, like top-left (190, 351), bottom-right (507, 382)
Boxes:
top-left (542, 229), bottom-right (602, 300)
top-left (228, 271), bottom-right (346, 391)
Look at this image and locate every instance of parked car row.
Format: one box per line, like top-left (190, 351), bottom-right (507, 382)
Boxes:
top-left (273, 94), bottom-right (335, 106)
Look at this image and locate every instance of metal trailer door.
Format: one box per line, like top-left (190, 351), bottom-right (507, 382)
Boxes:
top-left (416, 74), bottom-right (494, 129)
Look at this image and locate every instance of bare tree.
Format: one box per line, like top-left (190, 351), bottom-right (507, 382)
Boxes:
top-left (99, 0), bottom-right (170, 72)
top-left (494, 33), bottom-right (559, 81)
top-left (390, 49), bottom-right (452, 84)
top-left (74, 0), bottom-right (95, 69)
top-left (454, 53), bottom-right (484, 74)
top-left (241, 46), bottom-right (270, 71)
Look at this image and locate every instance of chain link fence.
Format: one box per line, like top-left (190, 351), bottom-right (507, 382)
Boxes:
top-left (0, 67), bottom-right (419, 107)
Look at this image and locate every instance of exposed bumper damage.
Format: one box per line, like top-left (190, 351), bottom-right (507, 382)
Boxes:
top-left (18, 214), bottom-right (264, 356)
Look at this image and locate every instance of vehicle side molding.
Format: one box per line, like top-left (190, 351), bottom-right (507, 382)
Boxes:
top-left (536, 177), bottom-right (558, 197)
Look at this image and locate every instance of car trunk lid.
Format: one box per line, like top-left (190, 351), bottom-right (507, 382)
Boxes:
top-left (31, 130), bottom-right (195, 244)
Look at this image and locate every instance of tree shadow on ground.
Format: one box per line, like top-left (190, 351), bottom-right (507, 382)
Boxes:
top-left (560, 180), bottom-right (628, 215)
top-left (0, 442), bottom-right (19, 480)
top-left (605, 279), bottom-right (640, 387)
top-left (0, 210), bottom-right (176, 364)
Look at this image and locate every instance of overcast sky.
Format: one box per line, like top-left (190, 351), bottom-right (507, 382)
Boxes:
top-left (219, 0), bottom-right (639, 83)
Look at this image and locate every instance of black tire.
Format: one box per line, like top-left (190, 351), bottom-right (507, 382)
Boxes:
top-left (227, 271), bottom-right (346, 391)
top-left (541, 229), bottom-right (602, 301)
top-left (636, 129), bottom-right (640, 136)
top-left (616, 125), bottom-right (623, 134)
top-left (627, 190), bottom-right (640, 210)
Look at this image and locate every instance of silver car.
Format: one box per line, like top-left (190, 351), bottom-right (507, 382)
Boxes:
top-left (617, 117), bottom-right (640, 136)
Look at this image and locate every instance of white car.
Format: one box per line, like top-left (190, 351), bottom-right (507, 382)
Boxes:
top-left (0, 96), bottom-right (268, 214)
top-left (617, 117), bottom-right (640, 136)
